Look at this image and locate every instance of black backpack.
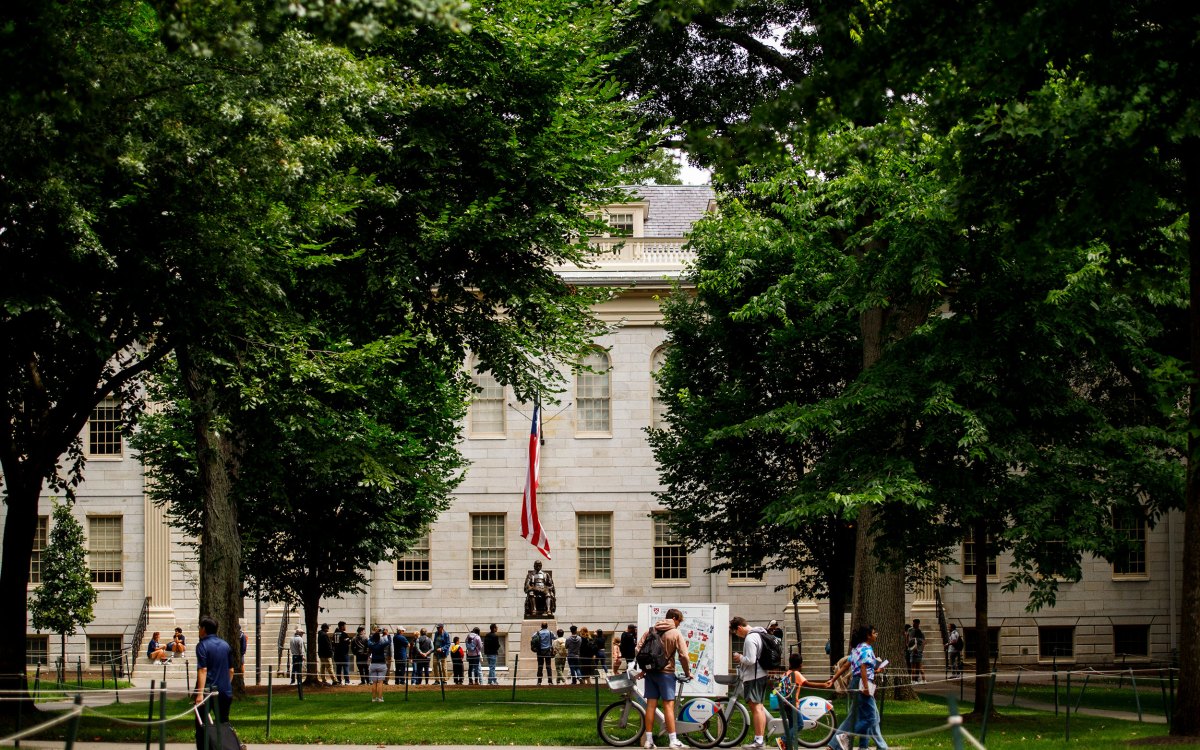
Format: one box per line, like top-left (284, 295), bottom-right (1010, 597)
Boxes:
top-left (530, 632), bottom-right (541, 653)
top-left (636, 629), bottom-right (669, 672)
top-left (756, 629), bottom-right (782, 671)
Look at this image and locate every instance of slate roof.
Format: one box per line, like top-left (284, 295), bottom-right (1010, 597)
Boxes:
top-left (618, 185), bottom-right (715, 237)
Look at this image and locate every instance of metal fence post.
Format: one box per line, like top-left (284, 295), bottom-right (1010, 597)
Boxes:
top-left (145, 679), bottom-right (156, 750)
top-left (267, 672), bottom-right (273, 739)
top-left (1064, 670), bottom-right (1071, 742)
top-left (64, 694), bottom-right (83, 750)
top-left (511, 655), bottom-right (519, 701)
top-left (158, 685), bottom-right (166, 750)
top-left (946, 695), bottom-right (964, 750)
top-left (1130, 669), bottom-right (1142, 722)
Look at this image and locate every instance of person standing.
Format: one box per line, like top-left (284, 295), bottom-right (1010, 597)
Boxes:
top-left (777, 653), bottom-right (835, 750)
top-left (593, 628), bottom-right (608, 674)
top-left (730, 615), bottom-right (770, 750)
top-left (333, 622), bottom-right (352, 685)
top-left (289, 628), bottom-right (306, 685)
top-left (566, 625), bottom-right (583, 684)
top-left (578, 627), bottom-right (595, 678)
top-left (483, 624), bottom-right (502, 685)
top-left (413, 627), bottom-right (433, 685)
top-left (317, 623), bottom-right (335, 686)
top-left (553, 629), bottom-right (568, 684)
top-left (450, 636), bottom-right (466, 684)
top-left (367, 627), bottom-right (391, 702)
top-left (193, 615), bottom-right (234, 750)
top-left (535, 622), bottom-right (553, 684)
top-left (851, 626), bottom-right (889, 749)
top-left (352, 626), bottom-right (369, 684)
top-left (946, 624), bottom-right (963, 678)
top-left (618, 624), bottom-right (637, 672)
top-left (393, 627), bottom-right (410, 685)
top-left (909, 619), bottom-right (926, 684)
top-left (466, 627), bottom-right (484, 685)
top-left (432, 624), bottom-right (451, 684)
top-left (638, 608), bottom-right (693, 750)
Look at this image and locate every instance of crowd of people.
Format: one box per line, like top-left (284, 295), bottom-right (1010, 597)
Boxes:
top-left (284, 620), bottom-right (632, 698)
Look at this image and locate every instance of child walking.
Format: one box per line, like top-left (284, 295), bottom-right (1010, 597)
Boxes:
top-left (776, 653), bottom-right (835, 750)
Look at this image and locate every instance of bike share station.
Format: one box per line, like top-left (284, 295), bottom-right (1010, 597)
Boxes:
top-left (598, 603), bottom-right (838, 750)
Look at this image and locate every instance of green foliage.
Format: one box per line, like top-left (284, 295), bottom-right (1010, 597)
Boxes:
top-left (29, 501), bottom-right (97, 639)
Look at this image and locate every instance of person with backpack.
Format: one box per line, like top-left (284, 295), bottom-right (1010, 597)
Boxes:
top-left (535, 622), bottom-right (554, 684)
top-left (945, 624), bottom-right (963, 678)
top-left (730, 615), bottom-right (779, 750)
top-left (635, 608), bottom-right (692, 750)
top-left (566, 625), bottom-right (584, 684)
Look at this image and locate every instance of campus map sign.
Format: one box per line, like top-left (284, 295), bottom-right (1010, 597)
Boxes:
top-left (638, 603), bottom-right (730, 697)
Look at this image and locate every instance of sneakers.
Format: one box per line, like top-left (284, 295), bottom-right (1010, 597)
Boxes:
top-left (776, 740), bottom-right (786, 750)
top-left (743, 742), bottom-right (766, 750)
top-left (669, 741), bottom-right (686, 749)
top-left (643, 739), bottom-right (655, 749)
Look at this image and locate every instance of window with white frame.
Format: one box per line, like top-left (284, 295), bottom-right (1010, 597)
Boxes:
top-left (30, 515), bottom-right (48, 584)
top-left (1112, 510), bottom-right (1147, 577)
top-left (577, 513), bottom-right (613, 583)
top-left (607, 212), bottom-right (635, 236)
top-left (27, 636), bottom-right (48, 666)
top-left (469, 365), bottom-right (506, 437)
top-left (653, 514), bottom-right (688, 582)
top-left (396, 534), bottom-right (431, 583)
top-left (88, 398), bottom-right (123, 456)
top-left (88, 516), bottom-right (123, 584)
top-left (962, 534), bottom-right (998, 579)
top-left (576, 350), bottom-right (611, 434)
top-left (729, 568), bottom-right (764, 583)
top-left (471, 514), bottom-right (506, 583)
top-left (651, 346), bottom-right (669, 429)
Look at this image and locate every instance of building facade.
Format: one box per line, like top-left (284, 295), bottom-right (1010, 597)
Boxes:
top-left (5, 184), bottom-right (1184, 676)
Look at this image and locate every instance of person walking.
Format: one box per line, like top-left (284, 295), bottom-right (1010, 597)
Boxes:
top-left (637, 608), bottom-right (693, 750)
top-left (851, 626), bottom-right (889, 749)
top-left (466, 627), bottom-right (484, 685)
top-left (778, 653), bottom-right (835, 750)
top-left (535, 621), bottom-right (554, 685)
top-left (193, 615), bottom-right (234, 750)
top-left (432, 624), bottom-right (451, 684)
top-left (352, 626), bottom-right (369, 684)
top-left (332, 621), bottom-right (351, 685)
top-left (289, 627), bottom-right (306, 685)
top-left (317, 623), bottom-right (336, 686)
top-left (827, 628), bottom-right (865, 750)
top-left (730, 615), bottom-right (771, 750)
top-left (483, 624), bottom-right (502, 685)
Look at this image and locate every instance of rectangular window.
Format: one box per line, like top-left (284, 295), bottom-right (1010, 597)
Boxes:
top-left (88, 398), bottom-right (123, 456)
top-left (962, 627), bottom-right (999, 661)
top-left (1038, 626), bottom-right (1074, 660)
top-left (27, 636), bottom-right (48, 666)
top-left (471, 514), bottom-right (506, 583)
top-left (1112, 513), bottom-right (1147, 577)
top-left (469, 369), bottom-right (506, 436)
top-left (30, 515), bottom-right (49, 584)
top-left (607, 212), bottom-right (635, 236)
top-left (88, 636), bottom-right (124, 667)
top-left (962, 535), bottom-right (998, 578)
top-left (1113, 624), bottom-right (1150, 658)
top-left (395, 534), bottom-right (431, 583)
top-left (729, 568), bottom-right (764, 583)
top-left (88, 516), bottom-right (123, 584)
top-left (577, 351), bottom-right (612, 434)
top-left (577, 513), bottom-right (613, 583)
top-left (653, 514), bottom-right (688, 581)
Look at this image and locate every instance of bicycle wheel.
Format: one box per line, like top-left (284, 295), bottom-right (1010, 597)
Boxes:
top-left (715, 700), bottom-right (750, 748)
top-left (680, 701), bottom-right (727, 749)
top-left (795, 706), bottom-right (837, 748)
top-left (598, 700), bottom-right (647, 747)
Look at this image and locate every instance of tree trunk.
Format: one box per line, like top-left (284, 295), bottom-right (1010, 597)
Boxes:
top-left (180, 346), bottom-right (246, 698)
top-left (303, 593), bottom-right (321, 686)
top-left (971, 520), bottom-right (994, 716)
top-left (1174, 136), bottom-right (1200, 737)
top-left (827, 559), bottom-right (848, 669)
top-left (0, 471), bottom-right (40, 712)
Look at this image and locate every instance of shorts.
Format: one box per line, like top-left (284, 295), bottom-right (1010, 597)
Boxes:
top-left (369, 663), bottom-right (387, 683)
top-left (643, 671), bottom-right (677, 701)
top-left (744, 676), bottom-right (768, 705)
top-left (911, 652), bottom-right (924, 664)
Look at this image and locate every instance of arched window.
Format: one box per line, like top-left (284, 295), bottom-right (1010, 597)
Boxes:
top-left (576, 349), bottom-right (611, 434)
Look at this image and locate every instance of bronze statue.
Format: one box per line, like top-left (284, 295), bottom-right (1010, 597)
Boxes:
top-left (524, 560), bottom-right (556, 618)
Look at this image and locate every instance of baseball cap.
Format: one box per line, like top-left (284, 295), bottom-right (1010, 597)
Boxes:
top-left (437, 623), bottom-right (444, 628)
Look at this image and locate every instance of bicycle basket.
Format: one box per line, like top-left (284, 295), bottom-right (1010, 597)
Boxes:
top-left (607, 673), bottom-right (636, 692)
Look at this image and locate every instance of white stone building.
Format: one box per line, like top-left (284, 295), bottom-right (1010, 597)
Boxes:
top-left (6, 184), bottom-right (1185, 678)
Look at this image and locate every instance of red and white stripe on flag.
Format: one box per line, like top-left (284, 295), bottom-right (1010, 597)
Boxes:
top-left (521, 403), bottom-right (551, 559)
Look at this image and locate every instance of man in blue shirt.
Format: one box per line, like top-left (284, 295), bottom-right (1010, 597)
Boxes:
top-left (393, 627), bottom-right (410, 685)
top-left (193, 615), bottom-right (234, 750)
top-left (432, 624), bottom-right (451, 684)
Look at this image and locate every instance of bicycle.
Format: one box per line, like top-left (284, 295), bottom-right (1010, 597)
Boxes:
top-left (598, 670), bottom-right (728, 748)
top-left (713, 673), bottom-right (837, 749)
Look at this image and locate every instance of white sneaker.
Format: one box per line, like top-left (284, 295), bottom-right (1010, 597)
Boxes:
top-left (643, 739), bottom-right (655, 749)
top-left (669, 741), bottom-right (686, 749)
top-left (743, 742), bottom-right (766, 750)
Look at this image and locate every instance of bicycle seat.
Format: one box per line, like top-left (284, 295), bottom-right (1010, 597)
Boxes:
top-left (714, 674), bottom-right (738, 685)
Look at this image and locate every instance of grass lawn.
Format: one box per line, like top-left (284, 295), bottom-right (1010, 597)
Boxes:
top-left (992, 676), bottom-right (1174, 717)
top-left (12, 684), bottom-right (1200, 748)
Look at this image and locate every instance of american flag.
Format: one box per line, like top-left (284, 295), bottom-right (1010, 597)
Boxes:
top-left (521, 404), bottom-right (551, 559)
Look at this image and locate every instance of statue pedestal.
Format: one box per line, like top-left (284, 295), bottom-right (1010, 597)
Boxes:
top-left (516, 618), bottom-right (559, 684)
